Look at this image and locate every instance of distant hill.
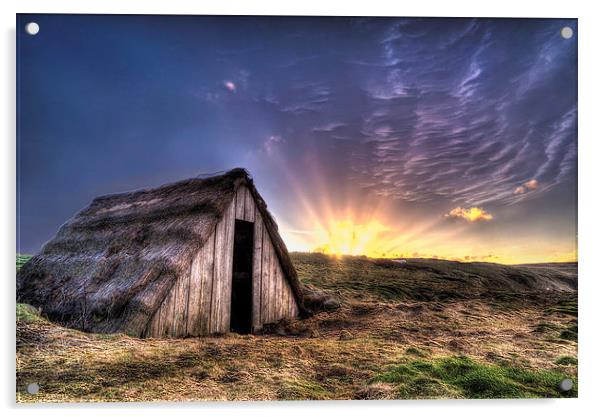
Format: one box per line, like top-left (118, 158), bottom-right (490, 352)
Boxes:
top-left (291, 252), bottom-right (577, 303)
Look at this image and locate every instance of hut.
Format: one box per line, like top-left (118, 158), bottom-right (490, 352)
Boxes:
top-left (17, 168), bottom-right (308, 337)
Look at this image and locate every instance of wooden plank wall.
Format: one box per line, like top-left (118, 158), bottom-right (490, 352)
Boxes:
top-left (246, 184), bottom-right (299, 330)
top-left (144, 185), bottom-right (299, 338)
top-left (210, 194), bottom-right (236, 333)
top-left (144, 196), bottom-right (235, 338)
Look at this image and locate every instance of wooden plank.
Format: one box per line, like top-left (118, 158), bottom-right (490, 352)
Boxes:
top-left (274, 256), bottom-right (282, 321)
top-left (268, 243), bottom-right (277, 323)
top-left (268, 234), bottom-right (277, 323)
top-left (209, 224), bottom-right (221, 333)
top-left (152, 296), bottom-right (164, 337)
top-left (169, 285), bottom-right (178, 337)
top-left (186, 251), bottom-right (202, 336)
top-left (266, 242), bottom-right (275, 323)
top-left (183, 273), bottom-right (192, 335)
top-left (159, 288), bottom-right (175, 337)
top-left (287, 283), bottom-right (297, 318)
top-left (282, 271), bottom-right (288, 319)
top-left (290, 287), bottom-right (299, 317)
top-left (145, 305), bottom-right (160, 337)
top-left (211, 197), bottom-right (236, 333)
top-left (279, 267), bottom-right (286, 319)
top-left (221, 199), bottom-right (235, 332)
top-left (210, 225), bottom-right (223, 332)
top-left (235, 186), bottom-right (245, 220)
top-left (252, 214), bottom-right (263, 331)
top-left (144, 317), bottom-right (150, 338)
top-left (159, 296), bottom-right (168, 337)
top-left (198, 233), bottom-right (215, 335)
top-left (151, 302), bottom-right (162, 337)
top-left (151, 305), bottom-right (161, 338)
top-left (173, 272), bottom-right (189, 337)
top-left (260, 226), bottom-right (271, 324)
top-left (283, 281), bottom-right (290, 319)
top-left (244, 187), bottom-right (255, 222)
top-left (171, 277), bottom-right (181, 336)
top-left (186, 233), bottom-right (215, 336)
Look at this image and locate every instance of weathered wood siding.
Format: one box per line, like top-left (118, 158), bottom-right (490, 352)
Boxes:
top-left (144, 185), bottom-right (299, 337)
top-left (242, 185), bottom-right (299, 330)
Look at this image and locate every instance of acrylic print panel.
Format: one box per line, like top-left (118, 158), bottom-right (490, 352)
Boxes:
top-left (16, 14), bottom-right (577, 402)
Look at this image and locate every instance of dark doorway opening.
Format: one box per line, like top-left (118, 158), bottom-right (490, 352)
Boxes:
top-left (230, 219), bottom-right (254, 334)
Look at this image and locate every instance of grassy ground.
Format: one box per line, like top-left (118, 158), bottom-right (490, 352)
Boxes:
top-left (16, 254), bottom-right (32, 271)
top-left (16, 253), bottom-right (577, 402)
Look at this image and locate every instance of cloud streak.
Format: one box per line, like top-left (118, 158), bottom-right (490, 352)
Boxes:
top-left (254, 18), bottom-right (576, 209)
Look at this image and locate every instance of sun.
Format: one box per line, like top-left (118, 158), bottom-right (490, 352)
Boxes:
top-left (313, 220), bottom-right (391, 257)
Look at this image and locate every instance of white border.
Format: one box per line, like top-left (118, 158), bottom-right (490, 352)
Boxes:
top-left (2, 1), bottom-right (601, 416)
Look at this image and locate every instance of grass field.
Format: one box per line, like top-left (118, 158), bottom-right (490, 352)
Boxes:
top-left (16, 252), bottom-right (577, 402)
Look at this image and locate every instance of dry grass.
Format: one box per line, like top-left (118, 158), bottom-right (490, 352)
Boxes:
top-left (16, 253), bottom-right (577, 402)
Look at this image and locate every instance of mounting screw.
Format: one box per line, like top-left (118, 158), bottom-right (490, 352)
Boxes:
top-left (26, 382), bottom-right (39, 395)
top-left (559, 378), bottom-right (573, 392)
top-left (560, 26), bottom-right (573, 39)
top-left (25, 22), bottom-right (40, 36)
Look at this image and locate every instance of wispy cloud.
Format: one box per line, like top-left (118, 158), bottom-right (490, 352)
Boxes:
top-left (263, 135), bottom-right (285, 155)
top-left (235, 18), bottom-right (575, 211)
top-left (340, 20), bottom-right (577, 207)
top-left (312, 122), bottom-right (347, 133)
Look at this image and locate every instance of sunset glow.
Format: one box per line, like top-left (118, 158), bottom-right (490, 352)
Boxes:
top-left (313, 220), bottom-right (390, 257)
top-left (281, 214), bottom-right (578, 263)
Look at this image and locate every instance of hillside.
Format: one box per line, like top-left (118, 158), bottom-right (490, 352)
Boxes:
top-left (292, 252), bottom-right (577, 303)
top-left (16, 253), bottom-right (577, 401)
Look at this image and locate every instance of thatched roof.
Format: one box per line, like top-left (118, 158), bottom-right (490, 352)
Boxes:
top-left (17, 168), bottom-right (308, 336)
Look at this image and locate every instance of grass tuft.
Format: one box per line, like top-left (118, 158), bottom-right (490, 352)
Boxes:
top-left (277, 379), bottom-right (329, 400)
top-left (555, 356), bottom-right (578, 366)
top-left (372, 355), bottom-right (576, 399)
top-left (405, 347), bottom-right (429, 357)
top-left (559, 324), bottom-right (578, 341)
top-left (16, 304), bottom-right (44, 324)
top-left (545, 300), bottom-right (578, 317)
top-left (16, 254), bottom-right (32, 272)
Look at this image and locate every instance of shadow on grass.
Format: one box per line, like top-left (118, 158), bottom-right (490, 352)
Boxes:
top-left (17, 349), bottom-right (205, 398)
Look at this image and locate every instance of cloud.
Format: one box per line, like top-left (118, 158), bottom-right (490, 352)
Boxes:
top-left (227, 19), bottom-right (575, 208)
top-left (264, 135), bottom-right (285, 155)
top-left (514, 179), bottom-right (538, 194)
top-left (312, 122), bottom-right (347, 132)
top-left (338, 20), bottom-right (576, 207)
top-left (445, 206), bottom-right (493, 222)
top-left (280, 83), bottom-right (331, 115)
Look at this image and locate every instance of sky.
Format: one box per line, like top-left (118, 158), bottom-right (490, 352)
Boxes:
top-left (17, 15), bottom-right (577, 264)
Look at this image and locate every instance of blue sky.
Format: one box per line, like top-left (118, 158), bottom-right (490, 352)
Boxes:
top-left (17, 15), bottom-right (577, 262)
